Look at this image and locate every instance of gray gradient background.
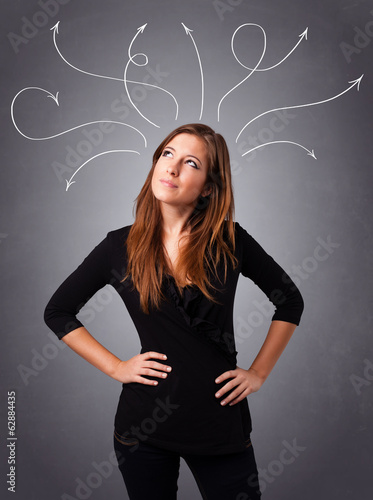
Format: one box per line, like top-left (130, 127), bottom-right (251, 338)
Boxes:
top-left (1, 0), bottom-right (372, 499)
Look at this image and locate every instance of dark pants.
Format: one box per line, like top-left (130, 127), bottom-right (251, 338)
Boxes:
top-left (113, 432), bottom-right (262, 500)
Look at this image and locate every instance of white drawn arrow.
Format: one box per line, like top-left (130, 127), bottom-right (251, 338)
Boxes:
top-left (218, 24), bottom-right (267, 122)
top-left (10, 87), bottom-right (147, 146)
top-left (236, 74), bottom-right (364, 142)
top-left (124, 24), bottom-right (159, 128)
top-left (242, 140), bottom-right (317, 159)
top-left (181, 23), bottom-right (204, 120)
top-left (128, 23), bottom-right (148, 63)
top-left (65, 149), bottom-right (140, 191)
top-left (51, 22), bottom-right (178, 120)
top-left (239, 28), bottom-right (308, 72)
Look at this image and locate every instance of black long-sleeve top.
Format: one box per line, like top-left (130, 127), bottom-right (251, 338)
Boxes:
top-left (44, 222), bottom-right (304, 455)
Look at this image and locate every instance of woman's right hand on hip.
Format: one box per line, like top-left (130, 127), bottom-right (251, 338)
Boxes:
top-left (112, 351), bottom-right (172, 385)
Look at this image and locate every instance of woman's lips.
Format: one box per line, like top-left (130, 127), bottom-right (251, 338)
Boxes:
top-left (160, 179), bottom-right (178, 188)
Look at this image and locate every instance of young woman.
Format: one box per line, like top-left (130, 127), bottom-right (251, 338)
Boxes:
top-left (44, 123), bottom-right (304, 500)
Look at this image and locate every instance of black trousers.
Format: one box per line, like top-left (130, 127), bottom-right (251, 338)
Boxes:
top-left (113, 432), bottom-right (262, 500)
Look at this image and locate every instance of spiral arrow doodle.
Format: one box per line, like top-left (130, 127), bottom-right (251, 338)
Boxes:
top-left (11, 87), bottom-right (147, 146)
top-left (240, 28), bottom-right (308, 72)
top-left (218, 24), bottom-right (267, 122)
top-left (218, 26), bottom-right (309, 122)
top-left (124, 24), bottom-right (159, 128)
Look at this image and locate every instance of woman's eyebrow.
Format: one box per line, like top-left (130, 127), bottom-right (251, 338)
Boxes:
top-left (165, 146), bottom-right (202, 166)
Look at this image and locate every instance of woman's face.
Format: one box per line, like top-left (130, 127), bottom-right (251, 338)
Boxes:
top-left (151, 133), bottom-right (211, 212)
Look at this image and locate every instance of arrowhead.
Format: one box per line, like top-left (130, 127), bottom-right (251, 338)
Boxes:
top-left (65, 179), bottom-right (75, 191)
top-left (300, 27), bottom-right (308, 40)
top-left (348, 74), bottom-right (364, 91)
top-left (50, 21), bottom-right (60, 34)
top-left (308, 149), bottom-right (317, 160)
top-left (138, 23), bottom-right (147, 33)
top-left (47, 90), bottom-right (59, 106)
top-left (181, 22), bottom-right (193, 35)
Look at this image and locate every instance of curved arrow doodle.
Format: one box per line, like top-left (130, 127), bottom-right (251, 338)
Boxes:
top-left (239, 28), bottom-right (308, 72)
top-left (128, 23), bottom-right (148, 63)
top-left (218, 24), bottom-right (267, 122)
top-left (51, 21), bottom-right (178, 120)
top-left (65, 149), bottom-right (140, 191)
top-left (236, 75), bottom-right (364, 142)
top-left (11, 87), bottom-right (147, 146)
top-left (181, 23), bottom-right (204, 120)
top-left (124, 24), bottom-right (159, 128)
top-left (242, 140), bottom-right (317, 159)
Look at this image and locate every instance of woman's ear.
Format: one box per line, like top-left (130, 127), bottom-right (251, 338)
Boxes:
top-left (201, 183), bottom-right (212, 198)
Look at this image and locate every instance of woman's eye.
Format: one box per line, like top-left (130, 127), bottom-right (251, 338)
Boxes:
top-left (162, 150), bottom-right (173, 157)
top-left (187, 160), bottom-right (198, 169)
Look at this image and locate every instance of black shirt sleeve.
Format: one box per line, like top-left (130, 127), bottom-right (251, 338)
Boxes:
top-left (44, 234), bottom-right (113, 339)
top-left (236, 222), bottom-right (304, 325)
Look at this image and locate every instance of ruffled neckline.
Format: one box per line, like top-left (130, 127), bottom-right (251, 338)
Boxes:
top-left (165, 276), bottom-right (237, 364)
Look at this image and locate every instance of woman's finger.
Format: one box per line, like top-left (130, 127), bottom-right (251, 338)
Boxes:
top-left (219, 384), bottom-right (248, 405)
top-left (142, 351), bottom-right (168, 361)
top-left (215, 370), bottom-right (235, 384)
top-left (215, 379), bottom-right (237, 398)
top-left (146, 360), bottom-right (172, 372)
top-left (135, 375), bottom-right (160, 386)
top-left (226, 388), bottom-right (251, 406)
top-left (141, 368), bottom-right (169, 379)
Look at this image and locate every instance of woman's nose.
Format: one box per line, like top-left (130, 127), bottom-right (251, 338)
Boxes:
top-left (167, 162), bottom-right (179, 176)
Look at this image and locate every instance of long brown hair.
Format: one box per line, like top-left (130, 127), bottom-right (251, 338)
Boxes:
top-left (124, 123), bottom-right (237, 313)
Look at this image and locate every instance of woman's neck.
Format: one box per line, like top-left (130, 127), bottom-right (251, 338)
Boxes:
top-left (160, 203), bottom-right (193, 237)
top-left (159, 204), bottom-right (193, 285)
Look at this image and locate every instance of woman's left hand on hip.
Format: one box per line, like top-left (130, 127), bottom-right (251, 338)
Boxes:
top-left (214, 367), bottom-right (265, 406)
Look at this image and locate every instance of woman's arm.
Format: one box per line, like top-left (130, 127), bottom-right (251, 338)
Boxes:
top-left (62, 326), bottom-right (172, 385)
top-left (216, 224), bottom-right (305, 406)
top-left (215, 320), bottom-right (296, 406)
top-left (44, 230), bottom-right (172, 385)
top-left (249, 320), bottom-right (297, 381)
